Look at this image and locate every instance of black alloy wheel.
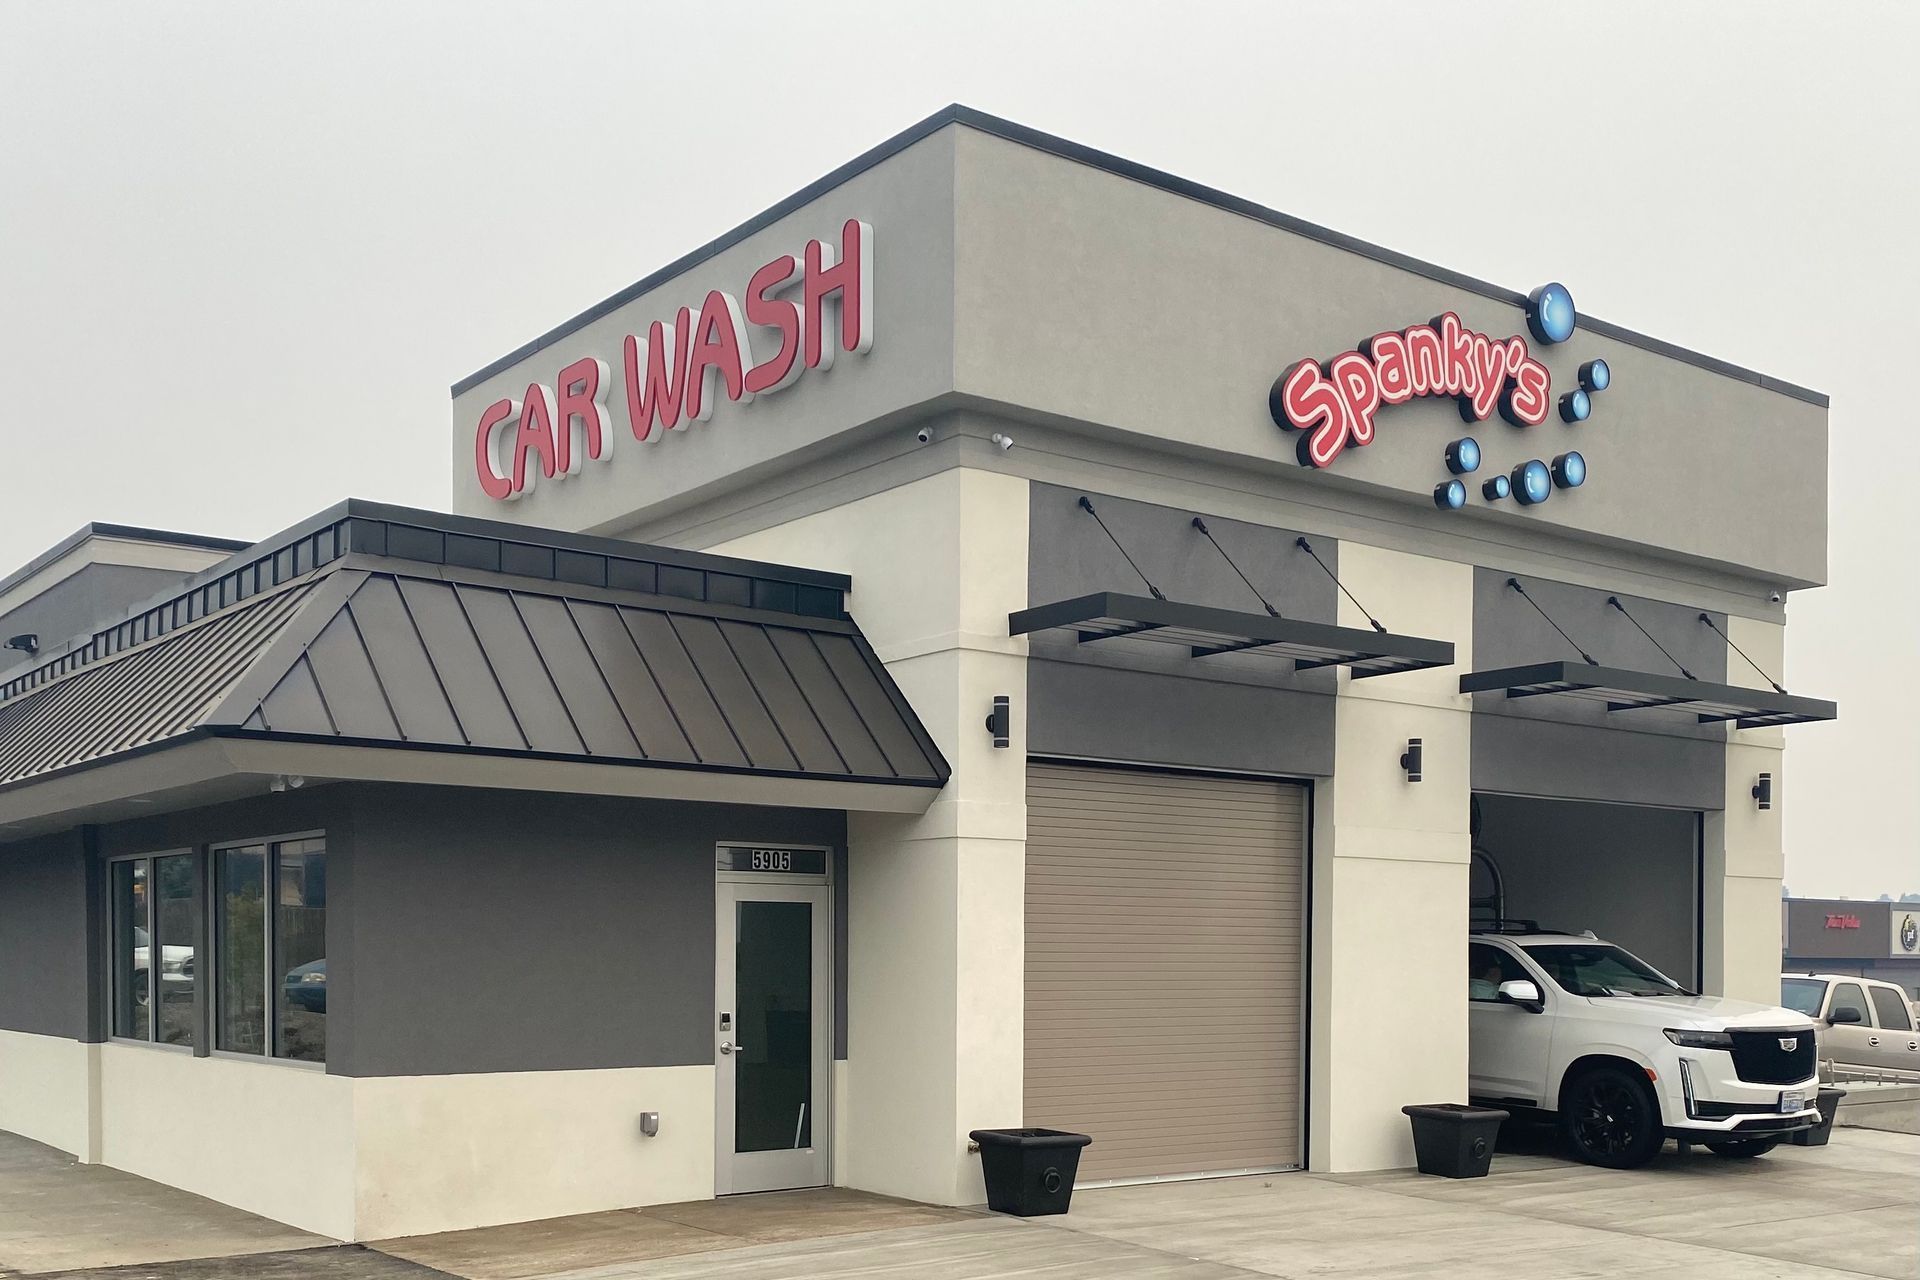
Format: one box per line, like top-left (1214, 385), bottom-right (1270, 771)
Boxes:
top-left (1560, 1065), bottom-right (1664, 1169)
top-left (1704, 1137), bottom-right (1782, 1158)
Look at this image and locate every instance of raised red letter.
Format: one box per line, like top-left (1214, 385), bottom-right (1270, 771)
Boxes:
top-left (803, 219), bottom-right (873, 369)
top-left (555, 357), bottom-right (612, 474)
top-left (473, 398), bottom-right (519, 501)
top-left (744, 254), bottom-right (803, 395)
top-left (623, 311), bottom-right (692, 442)
top-left (684, 290), bottom-right (754, 423)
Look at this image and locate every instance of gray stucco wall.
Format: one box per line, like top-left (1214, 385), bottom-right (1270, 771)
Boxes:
top-left (0, 564), bottom-right (201, 678)
top-left (1026, 483), bottom-right (1336, 777)
top-left (1477, 794), bottom-right (1701, 988)
top-left (12, 784), bottom-right (847, 1075)
top-left (0, 830), bottom-right (92, 1039)
top-left (1471, 569), bottom-right (1727, 809)
top-left (340, 785), bottom-right (845, 1077)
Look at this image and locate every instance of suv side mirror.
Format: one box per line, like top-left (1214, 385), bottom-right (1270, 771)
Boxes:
top-left (1828, 1006), bottom-right (1864, 1026)
top-left (1498, 979), bottom-right (1544, 1012)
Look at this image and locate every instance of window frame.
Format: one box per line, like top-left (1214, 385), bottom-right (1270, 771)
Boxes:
top-left (208, 828), bottom-right (328, 1071)
top-left (104, 848), bottom-right (198, 1053)
top-left (1829, 981), bottom-right (1872, 1025)
top-left (1868, 984), bottom-right (1913, 1032)
top-left (1467, 942), bottom-right (1538, 1004)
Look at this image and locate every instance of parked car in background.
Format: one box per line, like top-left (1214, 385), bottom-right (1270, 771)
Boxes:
top-left (1781, 974), bottom-right (1920, 1074)
top-left (283, 959), bottom-right (326, 1013)
top-left (1469, 927), bottom-right (1819, 1168)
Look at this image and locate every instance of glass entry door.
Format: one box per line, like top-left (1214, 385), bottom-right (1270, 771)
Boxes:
top-left (715, 879), bottom-right (830, 1194)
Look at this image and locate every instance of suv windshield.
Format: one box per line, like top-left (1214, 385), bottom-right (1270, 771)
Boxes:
top-left (1521, 943), bottom-right (1686, 997)
top-left (1780, 977), bottom-right (1828, 1016)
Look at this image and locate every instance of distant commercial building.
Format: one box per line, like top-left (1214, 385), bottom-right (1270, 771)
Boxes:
top-left (1784, 897), bottom-right (1920, 996)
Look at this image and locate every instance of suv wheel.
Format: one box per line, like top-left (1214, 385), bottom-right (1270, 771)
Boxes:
top-left (1704, 1137), bottom-right (1781, 1159)
top-left (1560, 1065), bottom-right (1664, 1169)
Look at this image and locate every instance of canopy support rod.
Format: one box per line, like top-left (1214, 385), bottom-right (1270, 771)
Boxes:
top-left (1077, 497), bottom-right (1164, 600)
top-left (1191, 518), bottom-right (1280, 616)
top-left (1507, 579), bottom-right (1598, 665)
top-left (1699, 613), bottom-right (1788, 694)
top-left (1607, 597), bottom-right (1694, 679)
top-left (1295, 538), bottom-right (1386, 634)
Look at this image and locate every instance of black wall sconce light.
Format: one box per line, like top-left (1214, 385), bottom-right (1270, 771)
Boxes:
top-left (3, 633), bottom-right (37, 656)
top-left (1752, 772), bottom-right (1773, 811)
top-left (1400, 738), bottom-right (1423, 783)
top-left (986, 695), bottom-right (1011, 748)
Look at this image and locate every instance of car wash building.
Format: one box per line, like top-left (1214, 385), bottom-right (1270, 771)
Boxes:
top-left (0, 107), bottom-right (1835, 1240)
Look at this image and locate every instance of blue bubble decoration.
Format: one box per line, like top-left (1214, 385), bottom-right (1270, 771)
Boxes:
top-left (1433, 479), bottom-right (1468, 511)
top-left (1445, 437), bottom-right (1482, 475)
top-left (1482, 474), bottom-right (1511, 501)
top-left (1579, 358), bottom-right (1610, 392)
top-left (1559, 388), bottom-right (1592, 423)
top-left (1526, 282), bottom-right (1577, 345)
top-left (1513, 459), bottom-right (1553, 506)
top-left (1552, 451), bottom-right (1587, 489)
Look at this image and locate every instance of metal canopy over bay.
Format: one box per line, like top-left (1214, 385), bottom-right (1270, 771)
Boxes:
top-left (1009, 592), bottom-right (1455, 679)
top-left (1459, 660), bottom-right (1836, 729)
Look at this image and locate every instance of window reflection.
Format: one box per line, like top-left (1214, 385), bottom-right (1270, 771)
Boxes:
top-left (111, 860), bottom-right (149, 1041)
top-left (217, 845), bottom-right (266, 1054)
top-left (275, 840), bottom-right (326, 1062)
top-left (154, 854), bottom-right (197, 1047)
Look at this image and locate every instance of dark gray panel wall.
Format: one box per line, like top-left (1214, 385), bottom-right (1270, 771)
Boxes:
top-left (0, 830), bottom-right (91, 1039)
top-left (0, 564), bottom-right (199, 678)
top-left (1027, 483), bottom-right (1336, 777)
top-left (1472, 569), bottom-right (1726, 807)
top-left (341, 785), bottom-right (845, 1077)
top-left (1477, 794), bottom-right (1701, 987)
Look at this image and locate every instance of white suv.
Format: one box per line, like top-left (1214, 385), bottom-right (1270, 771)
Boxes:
top-left (1468, 929), bottom-right (1821, 1167)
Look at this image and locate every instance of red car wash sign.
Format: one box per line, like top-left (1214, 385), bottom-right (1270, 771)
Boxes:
top-left (474, 219), bottom-right (874, 502)
top-left (1272, 313), bottom-right (1552, 469)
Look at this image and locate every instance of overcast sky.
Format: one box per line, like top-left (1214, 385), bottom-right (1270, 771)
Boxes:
top-left (2, 2), bottom-right (1914, 897)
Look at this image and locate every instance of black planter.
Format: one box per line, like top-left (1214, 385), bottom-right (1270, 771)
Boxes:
top-left (969, 1128), bottom-right (1093, 1216)
top-left (1401, 1104), bottom-right (1508, 1178)
top-left (1790, 1087), bottom-right (1847, 1147)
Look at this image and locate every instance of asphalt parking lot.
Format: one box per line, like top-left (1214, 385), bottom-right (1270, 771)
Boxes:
top-left (2, 1123), bottom-right (1914, 1279)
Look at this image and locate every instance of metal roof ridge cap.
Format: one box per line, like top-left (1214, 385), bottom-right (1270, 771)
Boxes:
top-left (353, 500), bottom-right (854, 590)
top-left (199, 570), bottom-right (369, 730)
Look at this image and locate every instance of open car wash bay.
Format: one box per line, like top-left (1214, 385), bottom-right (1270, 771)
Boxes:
top-left (0, 107), bottom-right (1835, 1240)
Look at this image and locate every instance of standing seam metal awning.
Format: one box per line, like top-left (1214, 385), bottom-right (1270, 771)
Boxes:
top-left (0, 559), bottom-right (948, 793)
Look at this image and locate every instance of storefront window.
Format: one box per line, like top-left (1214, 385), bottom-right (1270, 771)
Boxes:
top-left (110, 859), bottom-right (149, 1040)
top-left (216, 844), bottom-right (267, 1054)
top-left (274, 839), bottom-right (327, 1062)
top-left (154, 854), bottom-right (197, 1047)
top-left (215, 836), bottom-right (325, 1062)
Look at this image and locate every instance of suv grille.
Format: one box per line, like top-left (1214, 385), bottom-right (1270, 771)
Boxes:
top-left (1728, 1029), bottom-right (1816, 1085)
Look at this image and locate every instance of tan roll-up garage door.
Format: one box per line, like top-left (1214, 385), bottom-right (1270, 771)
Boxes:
top-left (1025, 762), bottom-right (1307, 1182)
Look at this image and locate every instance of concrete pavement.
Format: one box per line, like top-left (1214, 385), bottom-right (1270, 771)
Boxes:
top-left (1, 1124), bottom-right (1914, 1279)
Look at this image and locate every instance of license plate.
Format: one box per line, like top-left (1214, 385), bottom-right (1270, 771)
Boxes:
top-left (1779, 1091), bottom-right (1806, 1114)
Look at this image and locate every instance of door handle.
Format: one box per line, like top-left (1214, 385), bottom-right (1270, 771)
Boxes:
top-left (720, 1041), bottom-right (746, 1055)
top-left (1868, 1036), bottom-right (1881, 1047)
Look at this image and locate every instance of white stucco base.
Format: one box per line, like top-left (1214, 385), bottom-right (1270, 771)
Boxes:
top-left (23, 1048), bottom-right (719, 1242)
top-left (0, 1029), bottom-right (94, 1158)
top-left (98, 1043), bottom-right (357, 1239)
top-left (352, 1064), bottom-right (714, 1240)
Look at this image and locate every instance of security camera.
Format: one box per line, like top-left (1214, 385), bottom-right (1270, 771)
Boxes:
top-left (914, 426), bottom-right (932, 444)
top-left (1768, 591), bottom-right (1784, 605)
top-left (990, 432), bottom-right (1014, 452)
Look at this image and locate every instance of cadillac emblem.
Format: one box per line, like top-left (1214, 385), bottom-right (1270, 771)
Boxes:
top-left (1901, 914), bottom-right (1918, 953)
top-left (1779, 1037), bottom-right (1799, 1052)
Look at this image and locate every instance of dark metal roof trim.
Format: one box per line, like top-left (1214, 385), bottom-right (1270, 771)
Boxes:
top-left (0, 500), bottom-right (852, 703)
top-left (0, 522), bottom-right (250, 600)
top-left (1010, 591), bottom-right (1455, 679)
top-left (1459, 659), bottom-right (1837, 728)
top-left (452, 104), bottom-right (1827, 409)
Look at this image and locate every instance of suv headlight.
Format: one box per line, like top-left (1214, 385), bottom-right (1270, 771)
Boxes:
top-left (1664, 1029), bottom-right (1735, 1050)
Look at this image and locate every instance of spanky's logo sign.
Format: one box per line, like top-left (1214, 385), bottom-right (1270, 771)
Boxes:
top-left (1266, 284), bottom-right (1608, 512)
top-left (1272, 313), bottom-right (1553, 469)
top-left (474, 219), bottom-right (874, 502)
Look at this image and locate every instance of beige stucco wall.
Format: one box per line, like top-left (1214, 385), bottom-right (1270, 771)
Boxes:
top-left (0, 1030), bottom-right (94, 1158)
top-left (1311, 546), bottom-right (1474, 1171)
top-left (1704, 615), bottom-right (1791, 1004)
top-left (704, 467), bottom-right (1029, 1206)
